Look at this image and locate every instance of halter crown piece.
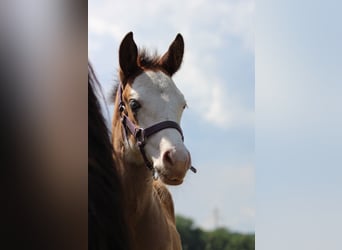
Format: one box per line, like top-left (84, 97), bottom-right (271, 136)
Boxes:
top-left (118, 84), bottom-right (197, 175)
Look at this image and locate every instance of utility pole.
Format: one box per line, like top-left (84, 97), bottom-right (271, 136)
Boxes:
top-left (213, 207), bottom-right (220, 228)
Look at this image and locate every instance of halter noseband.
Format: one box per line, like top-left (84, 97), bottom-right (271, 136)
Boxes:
top-left (118, 84), bottom-right (197, 174)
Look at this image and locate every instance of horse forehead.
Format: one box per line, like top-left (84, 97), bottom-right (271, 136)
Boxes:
top-left (133, 71), bottom-right (181, 96)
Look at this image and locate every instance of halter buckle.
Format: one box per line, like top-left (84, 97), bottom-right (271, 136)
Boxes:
top-left (135, 128), bottom-right (146, 146)
top-left (119, 102), bottom-right (125, 113)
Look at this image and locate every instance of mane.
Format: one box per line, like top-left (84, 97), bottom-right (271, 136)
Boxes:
top-left (88, 62), bottom-right (131, 250)
top-left (110, 83), bottom-right (119, 103)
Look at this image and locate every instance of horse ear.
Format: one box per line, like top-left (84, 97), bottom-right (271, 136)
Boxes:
top-left (160, 34), bottom-right (184, 76)
top-left (119, 32), bottom-right (139, 82)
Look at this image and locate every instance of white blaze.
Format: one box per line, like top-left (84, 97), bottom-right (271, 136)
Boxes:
top-left (129, 70), bottom-right (189, 176)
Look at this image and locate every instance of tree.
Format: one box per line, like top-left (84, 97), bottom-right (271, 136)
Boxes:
top-left (176, 215), bottom-right (255, 250)
top-left (176, 215), bottom-right (205, 250)
top-left (205, 228), bottom-right (232, 250)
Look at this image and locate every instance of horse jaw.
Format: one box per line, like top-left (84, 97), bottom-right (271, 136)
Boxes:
top-left (129, 70), bottom-right (191, 185)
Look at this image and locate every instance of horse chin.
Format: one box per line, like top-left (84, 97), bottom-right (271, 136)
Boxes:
top-left (152, 155), bottom-right (189, 185)
top-left (158, 174), bottom-right (184, 186)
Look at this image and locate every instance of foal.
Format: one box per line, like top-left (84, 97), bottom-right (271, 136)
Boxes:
top-left (112, 32), bottom-right (193, 250)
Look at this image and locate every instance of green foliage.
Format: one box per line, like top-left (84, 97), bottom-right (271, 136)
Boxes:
top-left (176, 215), bottom-right (206, 250)
top-left (176, 215), bottom-right (255, 250)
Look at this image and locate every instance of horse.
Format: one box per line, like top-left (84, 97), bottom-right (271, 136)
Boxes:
top-left (88, 62), bottom-right (131, 250)
top-left (111, 32), bottom-right (196, 250)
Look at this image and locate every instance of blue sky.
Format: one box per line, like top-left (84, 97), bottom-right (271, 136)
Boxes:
top-left (89, 0), bottom-right (255, 233)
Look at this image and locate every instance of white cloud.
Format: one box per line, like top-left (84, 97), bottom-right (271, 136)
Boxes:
top-left (88, 39), bottom-right (102, 53)
top-left (89, 0), bottom-right (254, 51)
top-left (174, 50), bottom-right (254, 129)
top-left (88, 18), bottom-right (124, 41)
top-left (241, 206), bottom-right (255, 218)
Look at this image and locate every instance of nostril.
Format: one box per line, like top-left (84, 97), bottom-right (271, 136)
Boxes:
top-left (163, 149), bottom-right (174, 166)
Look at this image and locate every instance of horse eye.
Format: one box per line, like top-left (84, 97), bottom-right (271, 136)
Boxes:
top-left (129, 99), bottom-right (141, 112)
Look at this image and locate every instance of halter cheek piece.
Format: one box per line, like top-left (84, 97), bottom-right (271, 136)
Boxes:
top-left (118, 85), bottom-right (197, 174)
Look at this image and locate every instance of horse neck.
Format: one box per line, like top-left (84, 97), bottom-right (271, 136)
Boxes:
top-left (111, 109), bottom-right (155, 217)
top-left (112, 111), bottom-right (181, 250)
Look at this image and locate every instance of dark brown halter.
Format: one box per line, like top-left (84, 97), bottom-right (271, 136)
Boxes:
top-left (118, 84), bottom-right (197, 174)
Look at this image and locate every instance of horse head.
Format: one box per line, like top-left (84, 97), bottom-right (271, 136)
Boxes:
top-left (113, 32), bottom-right (193, 185)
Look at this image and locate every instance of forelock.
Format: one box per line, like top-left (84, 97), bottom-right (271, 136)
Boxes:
top-left (137, 48), bottom-right (162, 70)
